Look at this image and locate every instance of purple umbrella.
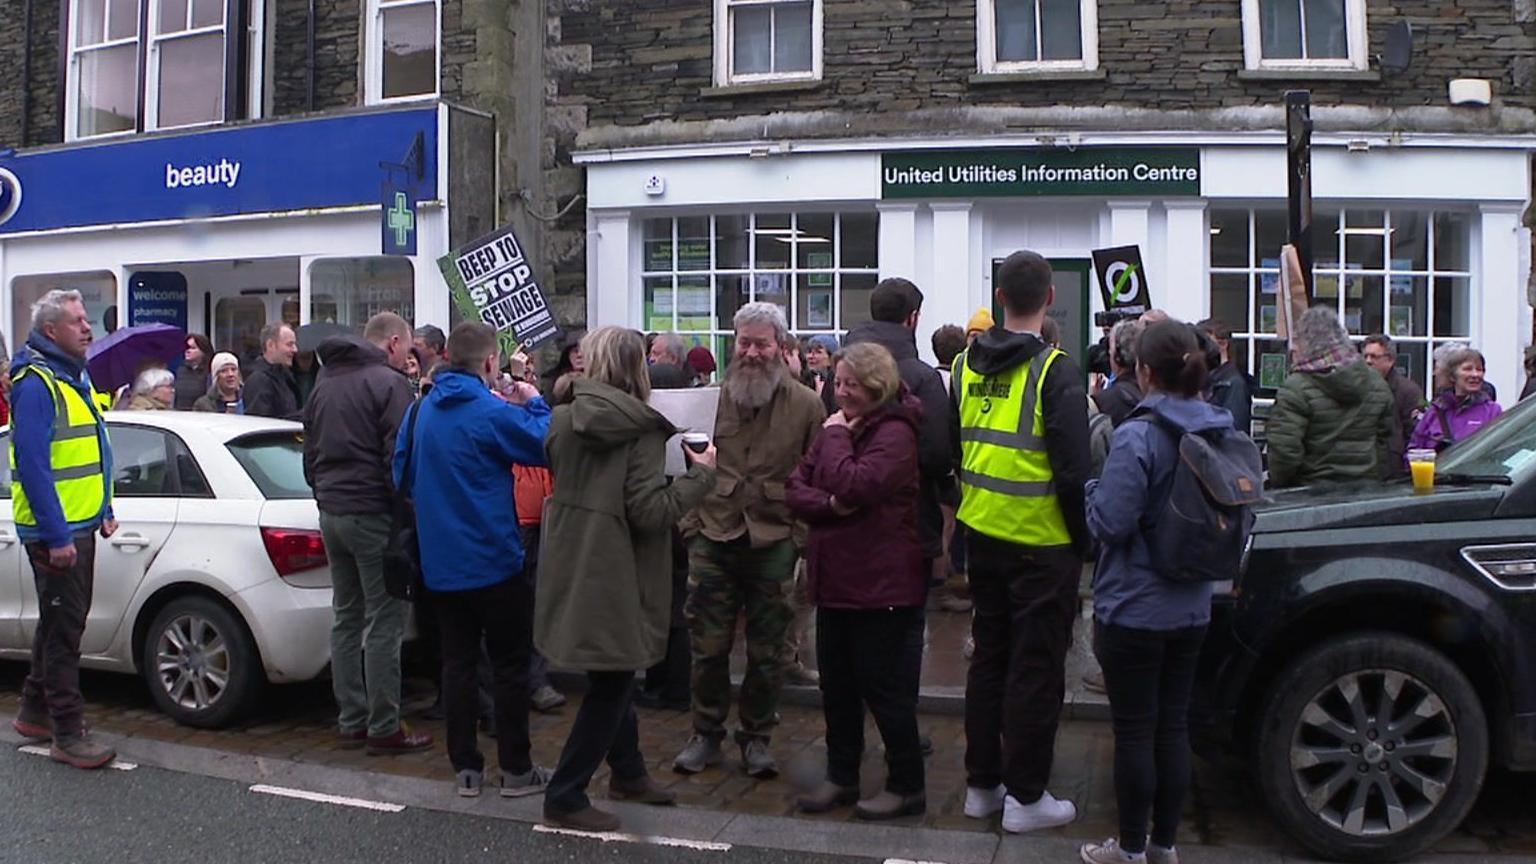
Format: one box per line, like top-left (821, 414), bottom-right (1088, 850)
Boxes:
top-left (86, 323), bottom-right (187, 395)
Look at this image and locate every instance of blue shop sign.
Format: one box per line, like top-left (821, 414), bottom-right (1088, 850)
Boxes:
top-left (0, 106), bottom-right (439, 236)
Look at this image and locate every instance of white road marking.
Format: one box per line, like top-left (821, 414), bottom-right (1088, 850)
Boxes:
top-left (248, 784), bottom-right (406, 813)
top-left (884, 860), bottom-right (948, 864)
top-left (18, 743), bottom-right (137, 771)
top-left (533, 824), bottom-right (732, 851)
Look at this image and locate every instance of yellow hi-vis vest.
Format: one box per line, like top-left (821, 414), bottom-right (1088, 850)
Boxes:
top-left (10, 364), bottom-right (110, 532)
top-left (953, 347), bottom-right (1071, 547)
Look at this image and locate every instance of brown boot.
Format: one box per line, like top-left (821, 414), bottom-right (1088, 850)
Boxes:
top-left (797, 781), bottom-right (859, 814)
top-left (49, 735), bottom-right (116, 770)
top-left (608, 774), bottom-right (677, 806)
top-left (855, 789), bottom-right (926, 821)
top-left (543, 804), bottom-right (621, 833)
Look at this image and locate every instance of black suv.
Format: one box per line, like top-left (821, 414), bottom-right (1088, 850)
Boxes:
top-left (1196, 394), bottom-right (1536, 862)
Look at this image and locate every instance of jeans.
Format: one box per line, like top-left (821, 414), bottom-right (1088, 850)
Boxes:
top-left (963, 535), bottom-right (1080, 804)
top-left (546, 670), bottom-right (647, 814)
top-left (818, 607), bottom-right (925, 795)
top-left (321, 512), bottom-right (408, 738)
top-left (435, 578), bottom-right (534, 774)
top-left (686, 536), bottom-right (797, 741)
top-left (1095, 620), bottom-right (1208, 854)
top-left (21, 533), bottom-right (96, 739)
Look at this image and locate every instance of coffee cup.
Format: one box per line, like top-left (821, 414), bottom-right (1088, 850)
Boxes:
top-left (682, 432), bottom-right (710, 454)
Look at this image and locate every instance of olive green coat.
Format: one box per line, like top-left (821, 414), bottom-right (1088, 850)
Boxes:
top-left (1266, 359), bottom-right (1395, 488)
top-left (534, 378), bottom-right (713, 671)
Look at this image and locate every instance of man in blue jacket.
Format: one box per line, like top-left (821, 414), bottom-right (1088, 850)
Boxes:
top-left (9, 289), bottom-right (118, 769)
top-left (394, 322), bottom-right (553, 798)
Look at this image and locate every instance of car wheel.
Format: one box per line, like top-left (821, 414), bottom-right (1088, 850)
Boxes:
top-left (142, 596), bottom-right (264, 729)
top-left (1256, 632), bottom-right (1488, 863)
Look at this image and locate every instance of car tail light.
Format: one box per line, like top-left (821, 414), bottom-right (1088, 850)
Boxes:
top-left (261, 527), bottom-right (329, 580)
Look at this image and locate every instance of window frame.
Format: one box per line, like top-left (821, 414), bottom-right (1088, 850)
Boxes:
top-left (364, 0), bottom-right (442, 105)
top-left (976, 0), bottom-right (1099, 74)
top-left (1240, 0), bottom-right (1368, 71)
top-left (64, 0), bottom-right (144, 142)
top-left (145, 0), bottom-right (229, 131)
top-left (712, 0), bottom-right (824, 87)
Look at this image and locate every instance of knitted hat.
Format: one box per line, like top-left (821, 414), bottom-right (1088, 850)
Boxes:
top-left (686, 345), bottom-right (717, 375)
top-left (209, 352), bottom-right (240, 375)
top-left (807, 334), bottom-right (840, 355)
top-left (966, 308), bottom-right (995, 337)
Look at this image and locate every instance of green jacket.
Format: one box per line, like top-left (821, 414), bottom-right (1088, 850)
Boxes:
top-left (1266, 358), bottom-right (1395, 488)
top-left (535, 378), bottom-right (714, 671)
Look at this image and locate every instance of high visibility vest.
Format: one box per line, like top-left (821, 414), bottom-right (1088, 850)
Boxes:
top-left (10, 365), bottom-right (110, 532)
top-left (953, 347), bottom-right (1071, 547)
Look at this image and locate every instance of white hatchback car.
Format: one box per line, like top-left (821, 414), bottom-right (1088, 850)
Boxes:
top-left (0, 411), bottom-right (334, 728)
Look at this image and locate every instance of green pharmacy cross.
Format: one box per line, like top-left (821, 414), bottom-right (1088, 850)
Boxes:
top-left (388, 192), bottom-right (416, 247)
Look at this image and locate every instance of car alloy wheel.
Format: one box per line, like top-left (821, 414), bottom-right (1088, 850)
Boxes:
top-left (154, 613), bottom-right (231, 712)
top-left (1289, 668), bottom-right (1458, 838)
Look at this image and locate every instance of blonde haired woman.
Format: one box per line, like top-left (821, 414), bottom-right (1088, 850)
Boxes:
top-left (536, 326), bottom-right (717, 832)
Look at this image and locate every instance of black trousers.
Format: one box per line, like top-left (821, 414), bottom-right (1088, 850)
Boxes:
top-left (963, 535), bottom-right (1080, 804)
top-left (546, 670), bottom-right (646, 814)
top-left (643, 530), bottom-right (691, 702)
top-left (1095, 620), bottom-right (1208, 854)
top-left (435, 578), bottom-right (532, 774)
top-left (817, 607), bottom-right (925, 795)
top-left (22, 534), bottom-right (96, 739)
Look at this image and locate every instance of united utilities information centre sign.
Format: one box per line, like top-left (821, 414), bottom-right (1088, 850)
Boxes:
top-left (881, 147), bottom-right (1201, 199)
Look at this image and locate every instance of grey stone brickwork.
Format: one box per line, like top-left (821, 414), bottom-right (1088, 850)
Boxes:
top-left (271, 0), bottom-right (362, 115)
top-left (0, 0), bottom-right (62, 148)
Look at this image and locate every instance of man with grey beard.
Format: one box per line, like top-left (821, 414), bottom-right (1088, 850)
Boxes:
top-left (673, 303), bottom-right (826, 779)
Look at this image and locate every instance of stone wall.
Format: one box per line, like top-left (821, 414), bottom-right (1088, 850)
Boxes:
top-left (271, 0), bottom-right (362, 115)
top-left (0, 0), bottom-right (62, 148)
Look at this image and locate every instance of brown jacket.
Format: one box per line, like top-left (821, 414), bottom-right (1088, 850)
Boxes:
top-left (693, 376), bottom-right (826, 547)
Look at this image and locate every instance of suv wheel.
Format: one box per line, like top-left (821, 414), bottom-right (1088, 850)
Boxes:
top-left (142, 596), bottom-right (264, 729)
top-left (1257, 633), bottom-right (1488, 863)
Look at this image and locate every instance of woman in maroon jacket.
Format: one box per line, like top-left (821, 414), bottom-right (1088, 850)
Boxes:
top-left (787, 342), bottom-right (927, 821)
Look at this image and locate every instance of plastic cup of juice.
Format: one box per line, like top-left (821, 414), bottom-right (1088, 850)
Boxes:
top-left (1408, 448), bottom-right (1437, 493)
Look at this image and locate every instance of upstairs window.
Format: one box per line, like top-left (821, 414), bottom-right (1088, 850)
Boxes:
top-left (714, 0), bottom-right (822, 86)
top-left (366, 0), bottom-right (440, 103)
top-left (978, 0), bottom-right (1099, 72)
top-left (148, 0), bottom-right (227, 129)
top-left (1243, 0), bottom-right (1367, 69)
top-left (69, 0), bottom-right (141, 137)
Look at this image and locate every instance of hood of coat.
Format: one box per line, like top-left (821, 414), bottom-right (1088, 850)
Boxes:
top-left (425, 366), bottom-right (493, 406)
top-left (1134, 392), bottom-right (1235, 435)
top-left (963, 327), bottom-right (1050, 376)
top-left (14, 329), bottom-right (88, 384)
top-left (853, 389), bottom-right (923, 439)
top-left (568, 378), bottom-right (674, 450)
top-left (315, 334), bottom-right (393, 372)
top-left (1302, 356), bottom-right (1376, 406)
top-left (844, 320), bottom-right (919, 363)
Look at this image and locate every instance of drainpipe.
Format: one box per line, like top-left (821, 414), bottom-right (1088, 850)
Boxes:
top-left (20, 0), bottom-right (34, 144)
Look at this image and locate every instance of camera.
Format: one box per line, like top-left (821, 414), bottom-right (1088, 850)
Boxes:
top-left (1086, 337), bottom-right (1112, 376)
top-left (1093, 308), bottom-right (1139, 330)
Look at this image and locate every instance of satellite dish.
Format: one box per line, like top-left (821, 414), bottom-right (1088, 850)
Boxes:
top-left (1381, 21), bottom-right (1413, 76)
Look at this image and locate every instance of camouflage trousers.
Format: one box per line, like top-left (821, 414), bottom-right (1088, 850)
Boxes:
top-left (685, 536), bottom-right (798, 742)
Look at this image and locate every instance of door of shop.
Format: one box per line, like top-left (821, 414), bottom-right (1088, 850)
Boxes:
top-left (991, 258), bottom-right (1093, 363)
top-left (209, 290), bottom-right (299, 362)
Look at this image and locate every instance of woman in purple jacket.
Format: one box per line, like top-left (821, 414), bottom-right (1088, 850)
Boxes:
top-left (1408, 346), bottom-right (1502, 456)
top-left (787, 342), bottom-right (927, 822)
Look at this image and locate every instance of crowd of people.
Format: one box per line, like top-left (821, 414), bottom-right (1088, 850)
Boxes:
top-left (4, 254), bottom-right (1523, 861)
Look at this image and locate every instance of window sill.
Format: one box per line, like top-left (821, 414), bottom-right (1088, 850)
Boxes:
top-left (700, 79), bottom-right (825, 99)
top-left (970, 69), bottom-right (1106, 84)
top-left (1238, 68), bottom-right (1379, 82)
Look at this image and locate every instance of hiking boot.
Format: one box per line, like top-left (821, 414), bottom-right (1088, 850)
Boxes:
top-left (366, 724), bottom-right (434, 755)
top-left (500, 765), bottom-right (553, 798)
top-left (937, 594), bottom-right (973, 613)
top-left (1082, 667), bottom-right (1107, 695)
top-left (855, 789), bottom-right (927, 821)
top-left (543, 804), bottom-right (621, 833)
top-left (783, 664), bottom-right (820, 686)
top-left (12, 704), bottom-right (52, 740)
top-left (337, 728), bottom-right (367, 750)
top-left (1080, 838), bottom-right (1145, 863)
top-left (456, 769), bottom-right (483, 798)
top-left (49, 735), bottom-right (115, 770)
top-left (1003, 790), bottom-right (1077, 833)
top-left (608, 773), bottom-right (677, 806)
top-left (964, 784), bottom-right (1006, 818)
top-left (741, 738), bottom-right (778, 779)
top-left (531, 685), bottom-right (567, 713)
top-left (672, 733), bottom-right (724, 774)
top-left (796, 781), bottom-right (859, 814)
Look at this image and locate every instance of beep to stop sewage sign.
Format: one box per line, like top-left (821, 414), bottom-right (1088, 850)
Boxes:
top-left (439, 223), bottom-right (559, 354)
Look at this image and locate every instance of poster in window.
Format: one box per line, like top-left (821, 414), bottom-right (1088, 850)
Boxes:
top-left (1344, 309), bottom-right (1363, 332)
top-left (1260, 259), bottom-right (1280, 294)
top-left (1259, 305), bottom-right (1278, 333)
top-left (1260, 353), bottom-right (1288, 390)
top-left (807, 291), bottom-right (833, 328)
top-left (1314, 274), bottom-right (1338, 299)
top-left (1389, 305), bottom-right (1413, 337)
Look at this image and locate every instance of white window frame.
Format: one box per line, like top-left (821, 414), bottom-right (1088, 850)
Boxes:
top-left (712, 0), bottom-right (824, 87)
top-left (365, 0), bottom-right (442, 105)
top-left (145, 0), bottom-right (228, 131)
top-left (1241, 0), bottom-right (1368, 71)
top-left (977, 0), bottom-right (1099, 73)
top-left (65, 0), bottom-right (143, 141)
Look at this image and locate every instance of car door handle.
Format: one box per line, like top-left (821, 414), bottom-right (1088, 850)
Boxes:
top-left (0, 530), bottom-right (15, 548)
top-left (110, 532), bottom-right (151, 551)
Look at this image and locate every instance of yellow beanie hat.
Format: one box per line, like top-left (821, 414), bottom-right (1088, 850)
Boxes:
top-left (966, 308), bottom-right (995, 337)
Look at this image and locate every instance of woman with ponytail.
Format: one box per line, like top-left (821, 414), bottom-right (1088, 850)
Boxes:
top-left (1079, 319), bottom-right (1237, 864)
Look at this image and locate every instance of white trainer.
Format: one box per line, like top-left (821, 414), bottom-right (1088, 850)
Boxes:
top-left (1002, 790), bottom-right (1078, 833)
top-left (963, 784), bottom-right (1006, 819)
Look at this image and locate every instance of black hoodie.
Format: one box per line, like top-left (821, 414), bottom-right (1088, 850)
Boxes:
top-left (302, 335), bottom-right (414, 515)
top-left (949, 327), bottom-right (1091, 558)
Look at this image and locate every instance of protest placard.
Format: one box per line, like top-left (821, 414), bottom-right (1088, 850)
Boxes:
top-left (438, 223), bottom-right (559, 357)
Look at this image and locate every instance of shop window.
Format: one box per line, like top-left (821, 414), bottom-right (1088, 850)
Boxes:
top-left (1208, 208), bottom-right (1473, 400)
top-left (978, 0), bottom-right (1098, 72)
top-left (366, 0), bottom-right (439, 103)
top-left (642, 212), bottom-right (877, 369)
top-left (714, 0), bottom-right (821, 86)
top-left (1242, 0), bottom-right (1366, 70)
top-left (10, 272), bottom-right (118, 359)
top-left (310, 258), bottom-right (415, 330)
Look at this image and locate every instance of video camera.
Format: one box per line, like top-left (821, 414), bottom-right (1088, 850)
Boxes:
top-left (1093, 308), bottom-right (1140, 330)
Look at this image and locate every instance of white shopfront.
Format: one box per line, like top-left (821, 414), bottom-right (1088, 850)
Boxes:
top-left (578, 135), bottom-right (1533, 401)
